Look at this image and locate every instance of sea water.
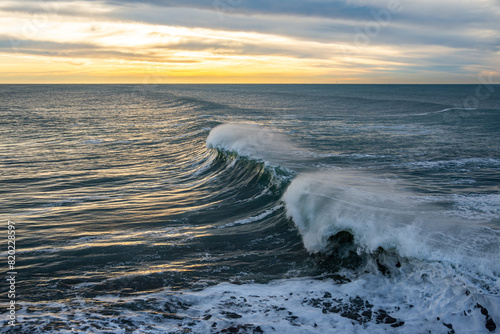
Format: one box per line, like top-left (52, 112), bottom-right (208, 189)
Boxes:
top-left (1, 84), bottom-right (499, 333)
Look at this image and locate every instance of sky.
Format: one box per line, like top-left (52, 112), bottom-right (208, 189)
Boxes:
top-left (0, 0), bottom-right (499, 83)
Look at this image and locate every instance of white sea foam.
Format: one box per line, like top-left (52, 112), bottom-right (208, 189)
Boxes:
top-left (396, 158), bottom-right (500, 170)
top-left (449, 193), bottom-right (500, 221)
top-left (412, 107), bottom-right (477, 116)
top-left (282, 171), bottom-right (500, 284)
top-left (10, 269), bottom-right (499, 333)
top-left (216, 205), bottom-right (283, 229)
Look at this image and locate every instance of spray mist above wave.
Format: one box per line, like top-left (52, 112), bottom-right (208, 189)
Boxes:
top-left (282, 171), bottom-right (500, 283)
top-left (206, 123), bottom-right (315, 167)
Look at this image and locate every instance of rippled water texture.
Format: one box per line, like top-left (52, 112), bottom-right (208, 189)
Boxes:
top-left (1, 84), bottom-right (499, 333)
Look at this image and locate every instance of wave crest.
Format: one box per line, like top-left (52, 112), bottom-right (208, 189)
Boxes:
top-left (282, 171), bottom-right (416, 254)
top-left (206, 123), bottom-right (311, 167)
top-left (282, 171), bottom-right (500, 285)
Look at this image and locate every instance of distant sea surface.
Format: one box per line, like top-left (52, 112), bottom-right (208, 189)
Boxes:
top-left (1, 84), bottom-right (499, 333)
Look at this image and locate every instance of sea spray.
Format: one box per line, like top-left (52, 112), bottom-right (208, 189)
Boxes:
top-left (282, 171), bottom-right (500, 288)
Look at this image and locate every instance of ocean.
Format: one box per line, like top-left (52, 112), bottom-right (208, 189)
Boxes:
top-left (1, 84), bottom-right (499, 333)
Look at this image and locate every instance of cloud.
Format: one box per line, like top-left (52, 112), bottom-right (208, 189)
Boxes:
top-left (3, 0), bottom-right (499, 52)
top-left (0, 0), bottom-right (499, 83)
top-left (0, 36), bottom-right (200, 63)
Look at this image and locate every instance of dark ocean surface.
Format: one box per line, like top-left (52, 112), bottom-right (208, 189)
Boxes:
top-left (1, 84), bottom-right (499, 333)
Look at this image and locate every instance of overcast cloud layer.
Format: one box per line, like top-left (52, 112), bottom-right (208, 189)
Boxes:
top-left (0, 0), bottom-right (499, 83)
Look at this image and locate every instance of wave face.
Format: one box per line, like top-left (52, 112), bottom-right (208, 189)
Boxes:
top-left (1, 84), bottom-right (499, 333)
